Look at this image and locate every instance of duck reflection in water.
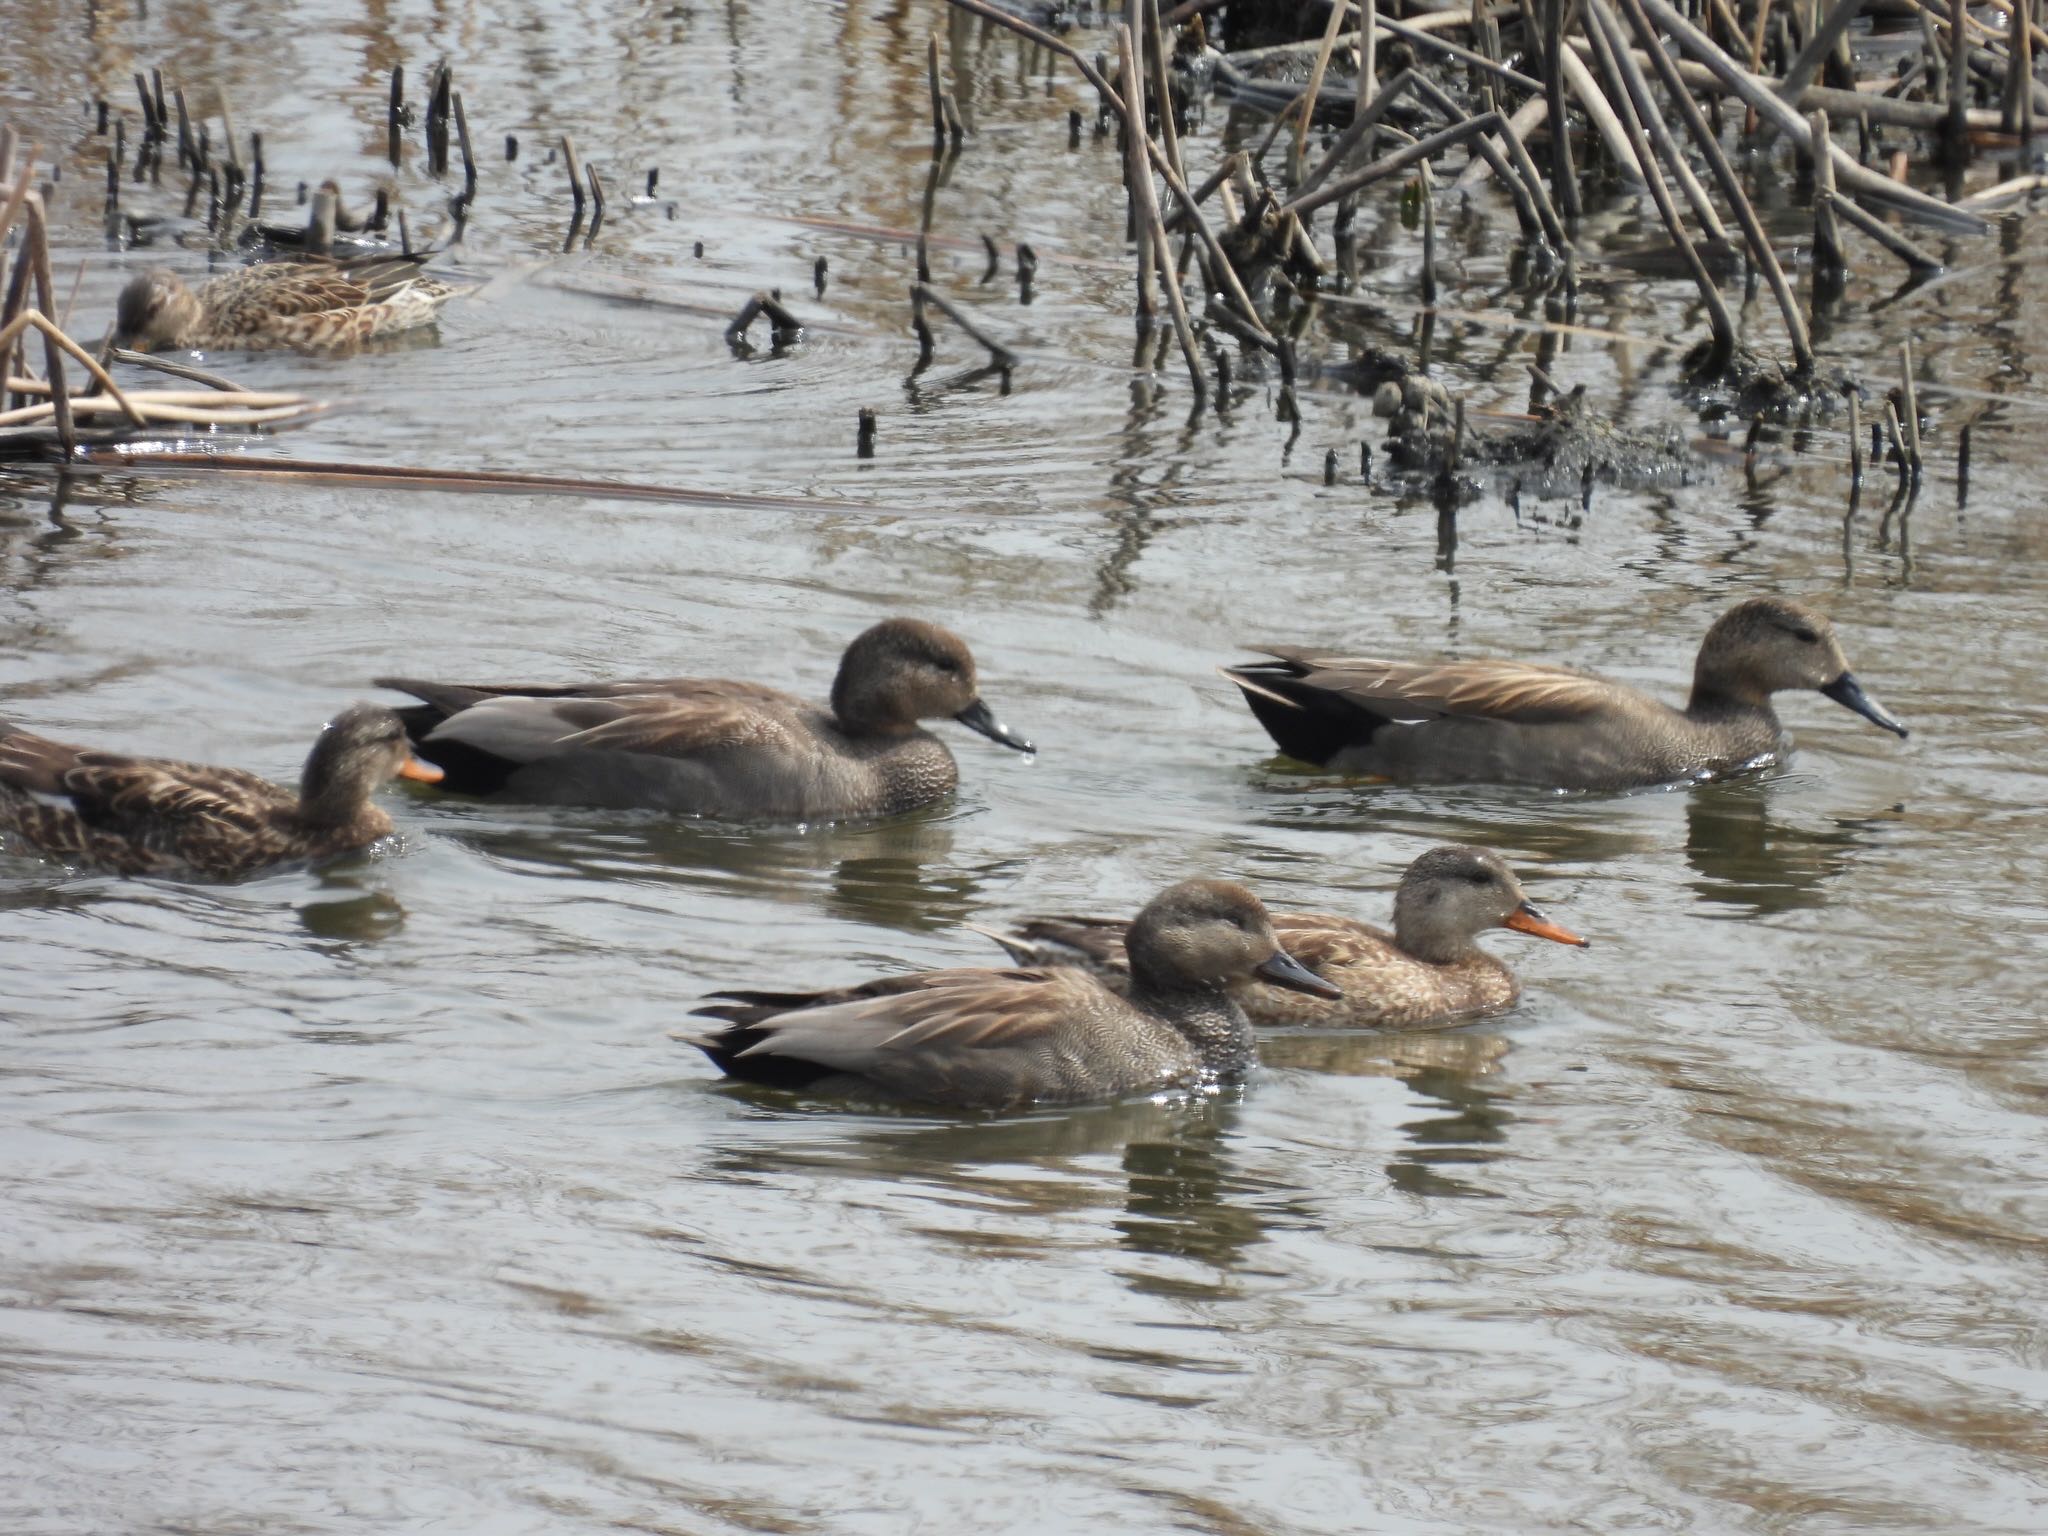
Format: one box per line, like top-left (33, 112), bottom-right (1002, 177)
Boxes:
top-left (1683, 779), bottom-right (1895, 916)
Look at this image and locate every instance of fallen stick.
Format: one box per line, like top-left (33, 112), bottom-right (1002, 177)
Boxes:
top-left (54, 452), bottom-right (942, 515)
top-left (909, 280), bottom-right (1019, 368)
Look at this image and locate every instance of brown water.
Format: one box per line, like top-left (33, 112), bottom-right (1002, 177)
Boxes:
top-left (3, 4), bottom-right (2046, 1531)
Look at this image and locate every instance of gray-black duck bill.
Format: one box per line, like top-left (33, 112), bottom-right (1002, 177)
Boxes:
top-left (1503, 901), bottom-right (1590, 948)
top-left (1254, 947), bottom-right (1345, 999)
top-left (1820, 672), bottom-right (1908, 738)
top-left (954, 698), bottom-right (1034, 753)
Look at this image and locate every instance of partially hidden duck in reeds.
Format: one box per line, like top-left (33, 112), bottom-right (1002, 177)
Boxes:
top-left (980, 846), bottom-right (1587, 1031)
top-left (112, 253), bottom-right (464, 352)
top-left (377, 618), bottom-right (1033, 822)
top-left (1225, 597), bottom-right (1908, 791)
top-left (677, 879), bottom-right (1342, 1111)
top-left (0, 704), bottom-right (443, 878)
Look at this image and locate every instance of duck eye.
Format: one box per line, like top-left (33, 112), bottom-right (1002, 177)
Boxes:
top-left (1464, 870), bottom-right (1494, 885)
top-left (1792, 628), bottom-right (1819, 644)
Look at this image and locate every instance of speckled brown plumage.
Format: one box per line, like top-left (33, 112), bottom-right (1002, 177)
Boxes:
top-left (0, 704), bottom-right (442, 878)
top-left (676, 879), bottom-right (1341, 1110)
top-left (375, 618), bottom-right (1032, 822)
top-left (1226, 597), bottom-right (1908, 790)
top-left (980, 848), bottom-right (1588, 1032)
top-left (112, 255), bottom-right (464, 352)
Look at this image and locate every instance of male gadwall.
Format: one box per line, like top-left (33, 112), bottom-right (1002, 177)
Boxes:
top-left (112, 254), bottom-right (463, 352)
top-left (0, 704), bottom-right (443, 877)
top-left (979, 846), bottom-right (1587, 1031)
top-left (677, 879), bottom-right (1341, 1110)
top-left (376, 617), bottom-right (1033, 821)
top-left (1225, 596), bottom-right (1907, 790)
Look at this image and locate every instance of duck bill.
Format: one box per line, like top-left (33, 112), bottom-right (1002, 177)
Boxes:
top-left (398, 755), bottom-right (445, 784)
top-left (1503, 901), bottom-right (1589, 948)
top-left (1254, 947), bottom-right (1343, 999)
top-left (953, 698), bottom-right (1035, 754)
top-left (1819, 672), bottom-right (1909, 738)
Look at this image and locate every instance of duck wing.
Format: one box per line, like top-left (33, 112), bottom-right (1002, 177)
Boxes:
top-left (0, 724), bottom-right (286, 867)
top-left (215, 253), bottom-right (437, 318)
top-left (1235, 651), bottom-right (1618, 724)
top-left (973, 915), bottom-right (1133, 974)
top-left (683, 966), bottom-right (1108, 1106)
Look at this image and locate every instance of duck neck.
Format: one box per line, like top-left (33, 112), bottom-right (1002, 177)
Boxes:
top-left (1685, 665), bottom-right (1778, 727)
top-left (296, 769), bottom-right (370, 828)
top-left (1129, 963), bottom-right (1256, 1074)
top-left (1392, 917), bottom-right (1479, 967)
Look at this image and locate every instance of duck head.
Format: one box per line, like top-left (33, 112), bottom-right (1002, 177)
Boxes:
top-left (113, 270), bottom-right (202, 352)
top-left (1394, 846), bottom-right (1588, 964)
top-left (831, 618), bottom-right (1033, 753)
top-left (298, 703), bottom-right (443, 824)
top-left (1693, 598), bottom-right (1908, 737)
top-left (1125, 878), bottom-right (1341, 998)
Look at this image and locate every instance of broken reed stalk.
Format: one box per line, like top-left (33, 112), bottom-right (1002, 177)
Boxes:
top-left (1116, 24), bottom-right (1205, 401)
top-left (935, 0), bottom-right (1275, 354)
top-left (1576, 7), bottom-right (1726, 245)
top-left (927, 35), bottom-right (948, 153)
top-left (0, 387), bottom-right (313, 429)
top-left (910, 285), bottom-right (936, 363)
top-left (910, 281), bottom-right (1019, 368)
top-left (1122, 17), bottom-right (1157, 321)
top-left (560, 134), bottom-right (587, 217)
top-left (1419, 164), bottom-right (1437, 304)
top-left (452, 92), bottom-right (477, 205)
top-left (1898, 341), bottom-right (1923, 470)
top-left (1601, 0), bottom-right (1813, 372)
top-left (726, 291), bottom-right (803, 345)
top-left (386, 65), bottom-right (403, 168)
top-left (18, 201), bottom-right (75, 451)
top-left (1144, 0), bottom-right (1186, 185)
top-left (1538, 0), bottom-right (1581, 220)
top-left (1297, 66), bottom-right (1417, 204)
top-left (1630, 0), bottom-right (1988, 232)
top-left (1358, 0), bottom-right (1378, 152)
top-left (1822, 189), bottom-right (1942, 270)
top-left (1581, 0), bottom-right (1737, 372)
top-left (1811, 110), bottom-right (1846, 276)
top-left (1284, 111), bottom-right (1504, 220)
top-left (1782, 0), bottom-right (1866, 98)
top-left (1296, 0), bottom-right (1351, 169)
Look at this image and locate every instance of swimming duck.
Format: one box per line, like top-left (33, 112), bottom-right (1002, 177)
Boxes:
top-left (112, 253), bottom-right (462, 352)
top-left (1226, 596), bottom-right (1907, 790)
top-left (0, 703), bottom-right (443, 877)
top-left (980, 846), bottom-right (1587, 1031)
top-left (377, 618), bottom-right (1033, 821)
top-left (678, 879), bottom-right (1340, 1110)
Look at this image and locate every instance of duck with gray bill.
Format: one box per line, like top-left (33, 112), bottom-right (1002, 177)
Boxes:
top-left (0, 703), bottom-right (443, 878)
top-left (1225, 596), bottom-right (1907, 791)
top-left (377, 617), bottom-right (1032, 822)
top-left (980, 846), bottom-right (1586, 1032)
top-left (677, 879), bottom-right (1340, 1111)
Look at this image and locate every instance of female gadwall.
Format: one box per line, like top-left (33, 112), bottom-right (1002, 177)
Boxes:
top-left (112, 254), bottom-right (462, 352)
top-left (980, 846), bottom-right (1587, 1031)
top-left (376, 618), bottom-right (1032, 821)
top-left (1225, 596), bottom-right (1907, 790)
top-left (678, 879), bottom-right (1341, 1110)
top-left (0, 704), bottom-right (443, 877)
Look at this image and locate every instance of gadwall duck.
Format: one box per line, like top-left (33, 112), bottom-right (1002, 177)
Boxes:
top-left (113, 254), bottom-right (463, 352)
top-left (979, 846), bottom-right (1587, 1031)
top-left (0, 703), bottom-right (443, 877)
top-left (376, 618), bottom-right (1033, 822)
top-left (677, 879), bottom-right (1341, 1110)
top-left (1226, 596), bottom-right (1907, 790)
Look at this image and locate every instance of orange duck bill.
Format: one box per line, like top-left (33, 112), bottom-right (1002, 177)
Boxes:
top-left (1503, 901), bottom-right (1589, 947)
top-left (398, 756), bottom-right (446, 783)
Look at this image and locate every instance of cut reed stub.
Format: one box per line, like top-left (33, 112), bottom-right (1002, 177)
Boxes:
top-left (856, 407), bottom-right (877, 459)
top-left (725, 291), bottom-right (803, 347)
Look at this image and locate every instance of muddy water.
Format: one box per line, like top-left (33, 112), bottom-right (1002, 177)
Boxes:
top-left (2, 3), bottom-right (2045, 1532)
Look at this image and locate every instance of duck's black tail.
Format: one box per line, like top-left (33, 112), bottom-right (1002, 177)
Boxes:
top-left (1223, 659), bottom-right (1387, 767)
